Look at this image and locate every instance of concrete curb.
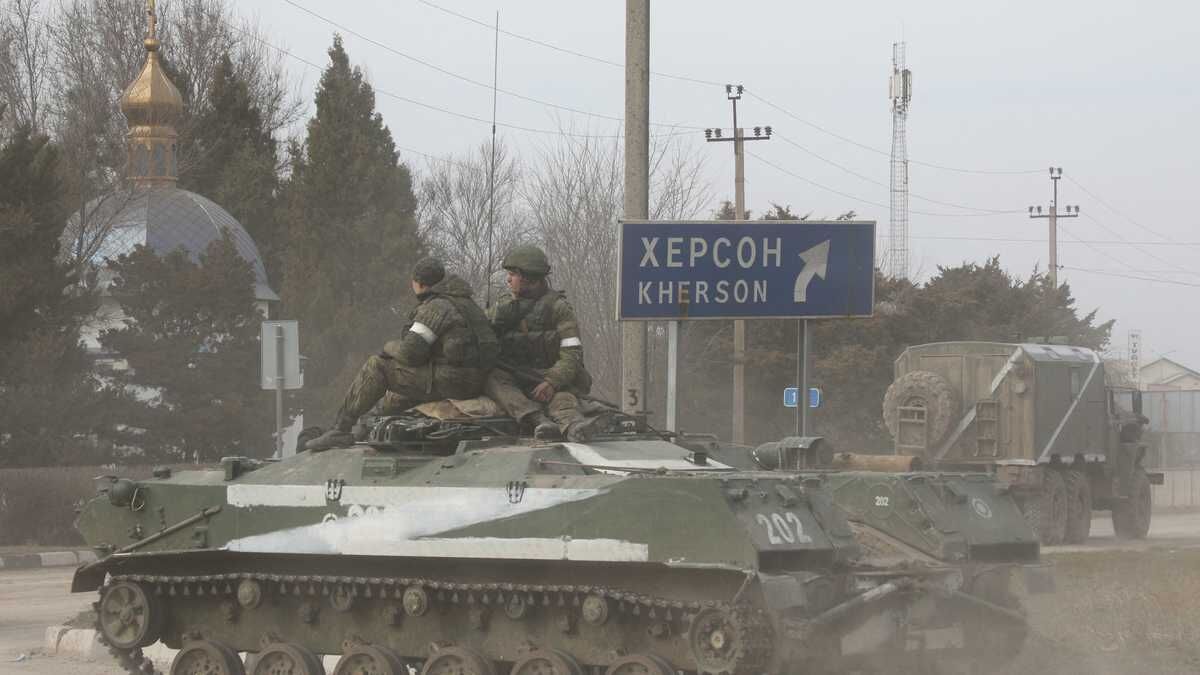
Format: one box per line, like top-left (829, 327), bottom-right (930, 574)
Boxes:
top-left (0, 549), bottom-right (97, 569)
top-left (46, 625), bottom-right (342, 670)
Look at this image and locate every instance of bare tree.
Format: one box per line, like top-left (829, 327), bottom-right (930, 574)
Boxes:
top-left (0, 0), bottom-right (52, 133)
top-left (48, 0), bottom-right (301, 182)
top-left (523, 130), bottom-right (710, 399)
top-left (416, 140), bottom-right (532, 304)
top-left (161, 0), bottom-right (303, 174)
top-left (48, 0), bottom-right (302, 274)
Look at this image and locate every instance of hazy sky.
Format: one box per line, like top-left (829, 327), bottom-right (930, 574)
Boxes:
top-left (249, 0), bottom-right (1199, 371)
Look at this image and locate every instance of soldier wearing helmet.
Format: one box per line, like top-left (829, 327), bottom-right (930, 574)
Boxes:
top-left (306, 257), bottom-right (499, 451)
top-left (485, 244), bottom-right (601, 441)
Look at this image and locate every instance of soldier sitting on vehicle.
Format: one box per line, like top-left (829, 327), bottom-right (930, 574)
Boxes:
top-left (485, 244), bottom-right (606, 442)
top-left (305, 258), bottom-right (499, 451)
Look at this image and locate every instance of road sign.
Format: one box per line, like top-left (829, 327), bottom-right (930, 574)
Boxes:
top-left (784, 387), bottom-right (821, 409)
top-left (618, 220), bottom-right (875, 320)
top-left (261, 320), bottom-right (303, 390)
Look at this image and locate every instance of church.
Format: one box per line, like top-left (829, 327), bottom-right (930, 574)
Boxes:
top-left (61, 0), bottom-right (277, 365)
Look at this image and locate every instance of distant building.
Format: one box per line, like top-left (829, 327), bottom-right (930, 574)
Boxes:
top-left (60, 1), bottom-right (277, 364)
top-left (1140, 357), bottom-right (1200, 391)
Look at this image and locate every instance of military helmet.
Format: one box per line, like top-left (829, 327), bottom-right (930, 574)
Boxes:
top-left (412, 257), bottom-right (446, 286)
top-left (502, 244), bottom-right (551, 277)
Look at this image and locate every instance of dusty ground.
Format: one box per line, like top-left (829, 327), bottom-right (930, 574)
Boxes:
top-left (0, 567), bottom-right (122, 675)
top-left (4, 513), bottom-right (1200, 674)
top-left (995, 548), bottom-right (1200, 675)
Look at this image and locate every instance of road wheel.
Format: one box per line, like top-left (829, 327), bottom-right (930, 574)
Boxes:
top-left (882, 370), bottom-right (960, 453)
top-left (1063, 470), bottom-right (1093, 544)
top-left (97, 581), bottom-right (165, 650)
top-left (511, 650), bottom-right (583, 675)
top-left (336, 645), bottom-right (407, 675)
top-left (1021, 470), bottom-right (1067, 546)
top-left (604, 655), bottom-right (675, 675)
top-left (419, 646), bottom-right (495, 675)
top-left (171, 640), bottom-right (246, 675)
top-left (252, 643), bottom-right (326, 675)
top-left (1112, 471), bottom-right (1152, 539)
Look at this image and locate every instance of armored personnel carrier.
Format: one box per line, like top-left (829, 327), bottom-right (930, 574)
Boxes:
top-left (881, 341), bottom-right (1163, 545)
top-left (74, 411), bottom-right (1046, 675)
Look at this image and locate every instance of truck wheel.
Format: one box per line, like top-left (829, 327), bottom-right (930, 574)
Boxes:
top-left (1112, 472), bottom-right (1152, 539)
top-left (882, 370), bottom-right (960, 454)
top-left (1021, 470), bottom-right (1067, 546)
top-left (1063, 470), bottom-right (1092, 544)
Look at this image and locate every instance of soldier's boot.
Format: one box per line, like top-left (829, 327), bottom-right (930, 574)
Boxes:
top-left (530, 413), bottom-right (561, 441)
top-left (305, 418), bottom-right (356, 452)
top-left (565, 412), bottom-right (611, 443)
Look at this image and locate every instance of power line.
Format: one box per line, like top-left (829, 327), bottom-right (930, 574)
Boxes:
top-left (1066, 175), bottom-right (1177, 243)
top-left (749, 149), bottom-right (1026, 218)
top-left (1077, 211), bottom-right (1200, 278)
top-left (910, 234), bottom-right (1200, 246)
top-left (413, 0), bottom-right (1045, 177)
top-left (284, 0), bottom-right (699, 130)
top-left (231, 22), bottom-right (686, 141)
top-left (775, 133), bottom-right (1021, 214)
top-left (1059, 266), bottom-right (1200, 288)
top-left (416, 0), bottom-right (725, 87)
top-left (745, 90), bottom-right (1044, 176)
top-left (1058, 223), bottom-right (1177, 286)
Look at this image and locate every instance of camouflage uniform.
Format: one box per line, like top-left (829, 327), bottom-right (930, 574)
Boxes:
top-left (484, 287), bottom-right (593, 434)
top-left (331, 274), bottom-right (498, 430)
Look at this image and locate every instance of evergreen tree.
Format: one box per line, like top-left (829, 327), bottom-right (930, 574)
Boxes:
top-left (0, 127), bottom-right (104, 467)
top-left (181, 54), bottom-right (281, 278)
top-left (280, 36), bottom-right (422, 421)
top-left (99, 237), bottom-right (270, 462)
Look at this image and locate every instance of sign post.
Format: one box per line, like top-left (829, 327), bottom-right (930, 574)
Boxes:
top-left (261, 320), bottom-right (303, 457)
top-left (619, 220), bottom-right (874, 436)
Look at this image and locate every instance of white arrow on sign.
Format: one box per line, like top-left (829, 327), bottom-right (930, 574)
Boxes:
top-left (793, 240), bottom-right (830, 303)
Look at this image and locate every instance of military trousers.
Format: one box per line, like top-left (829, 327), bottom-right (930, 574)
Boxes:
top-left (484, 369), bottom-right (585, 434)
top-left (332, 355), bottom-right (437, 430)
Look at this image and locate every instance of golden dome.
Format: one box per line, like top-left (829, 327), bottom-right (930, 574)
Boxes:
top-left (119, 3), bottom-right (182, 128)
top-left (120, 0), bottom-right (181, 186)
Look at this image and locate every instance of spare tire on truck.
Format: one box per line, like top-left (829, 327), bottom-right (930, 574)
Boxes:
top-left (883, 370), bottom-right (960, 454)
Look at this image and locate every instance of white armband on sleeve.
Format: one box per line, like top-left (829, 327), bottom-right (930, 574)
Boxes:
top-left (560, 337), bottom-right (582, 348)
top-left (410, 322), bottom-right (437, 344)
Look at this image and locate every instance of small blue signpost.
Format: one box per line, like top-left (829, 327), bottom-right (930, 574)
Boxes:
top-left (618, 220), bottom-right (875, 320)
top-left (784, 387), bottom-right (821, 409)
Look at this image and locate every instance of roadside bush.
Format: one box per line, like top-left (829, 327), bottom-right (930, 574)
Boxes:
top-left (0, 466), bottom-right (98, 546)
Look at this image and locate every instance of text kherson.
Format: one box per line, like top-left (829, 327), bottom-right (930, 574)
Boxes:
top-left (637, 236), bottom-right (781, 305)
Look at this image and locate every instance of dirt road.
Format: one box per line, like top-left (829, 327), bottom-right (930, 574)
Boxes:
top-left (0, 566), bottom-right (121, 675)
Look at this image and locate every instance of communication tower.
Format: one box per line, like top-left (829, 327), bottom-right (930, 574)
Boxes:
top-left (888, 42), bottom-right (913, 279)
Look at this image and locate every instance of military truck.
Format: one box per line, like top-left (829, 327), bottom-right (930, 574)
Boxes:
top-left (882, 341), bottom-right (1163, 545)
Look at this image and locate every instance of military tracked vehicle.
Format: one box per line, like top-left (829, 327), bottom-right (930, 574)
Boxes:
top-left (882, 341), bottom-right (1164, 545)
top-left (75, 410), bottom-right (1047, 675)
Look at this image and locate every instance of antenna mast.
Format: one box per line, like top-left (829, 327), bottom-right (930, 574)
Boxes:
top-left (888, 42), bottom-right (912, 279)
top-left (485, 11), bottom-right (499, 309)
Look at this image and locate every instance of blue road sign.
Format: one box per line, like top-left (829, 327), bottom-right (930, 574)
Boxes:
top-left (618, 220), bottom-right (875, 320)
top-left (784, 387), bottom-right (799, 408)
top-left (784, 387), bottom-right (822, 409)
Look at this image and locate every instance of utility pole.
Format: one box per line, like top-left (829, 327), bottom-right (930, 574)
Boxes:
top-left (621, 0), bottom-right (649, 416)
top-left (705, 85), bottom-right (772, 444)
top-left (1028, 167), bottom-right (1079, 288)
